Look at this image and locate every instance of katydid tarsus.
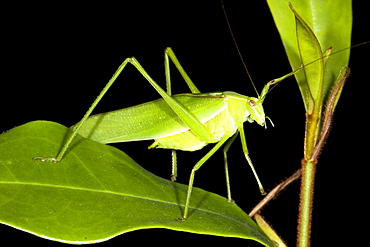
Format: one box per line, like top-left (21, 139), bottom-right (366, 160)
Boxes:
top-left (33, 47), bottom-right (300, 221)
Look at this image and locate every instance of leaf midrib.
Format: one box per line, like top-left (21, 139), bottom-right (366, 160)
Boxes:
top-left (0, 181), bottom-right (248, 224)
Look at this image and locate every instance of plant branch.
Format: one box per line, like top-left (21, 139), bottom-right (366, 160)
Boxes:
top-left (249, 169), bottom-right (302, 217)
top-left (297, 67), bottom-right (350, 247)
top-left (310, 67), bottom-right (350, 160)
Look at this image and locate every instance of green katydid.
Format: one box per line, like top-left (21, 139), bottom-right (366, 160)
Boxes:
top-left (33, 47), bottom-right (300, 221)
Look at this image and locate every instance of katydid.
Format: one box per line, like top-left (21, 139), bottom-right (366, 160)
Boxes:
top-left (33, 47), bottom-right (299, 221)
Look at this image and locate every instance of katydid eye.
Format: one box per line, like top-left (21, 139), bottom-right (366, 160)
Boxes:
top-left (249, 100), bottom-right (256, 107)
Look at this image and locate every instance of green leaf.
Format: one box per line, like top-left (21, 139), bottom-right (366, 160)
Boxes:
top-left (290, 3), bottom-right (324, 114)
top-left (0, 121), bottom-right (274, 246)
top-left (266, 0), bottom-right (352, 111)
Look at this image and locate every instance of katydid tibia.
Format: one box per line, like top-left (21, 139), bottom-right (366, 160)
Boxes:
top-left (33, 47), bottom-right (298, 221)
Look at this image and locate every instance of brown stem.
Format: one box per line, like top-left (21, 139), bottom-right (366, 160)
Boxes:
top-left (310, 67), bottom-right (350, 160)
top-left (249, 169), bottom-right (302, 217)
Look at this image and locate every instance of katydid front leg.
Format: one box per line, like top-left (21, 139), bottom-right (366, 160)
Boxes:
top-left (238, 126), bottom-right (266, 195)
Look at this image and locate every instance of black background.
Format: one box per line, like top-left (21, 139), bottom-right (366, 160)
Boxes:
top-left (1, 1), bottom-right (369, 246)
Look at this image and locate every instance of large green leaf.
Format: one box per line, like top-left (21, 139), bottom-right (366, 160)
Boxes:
top-left (266, 0), bottom-right (352, 112)
top-left (0, 121), bottom-right (274, 246)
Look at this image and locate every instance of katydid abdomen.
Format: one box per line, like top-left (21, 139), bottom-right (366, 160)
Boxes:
top-left (73, 91), bottom-right (265, 151)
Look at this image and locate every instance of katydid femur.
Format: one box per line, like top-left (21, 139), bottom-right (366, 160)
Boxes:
top-left (33, 47), bottom-right (296, 221)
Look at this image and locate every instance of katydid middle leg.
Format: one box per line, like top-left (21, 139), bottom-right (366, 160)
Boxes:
top-left (179, 134), bottom-right (232, 221)
top-left (223, 131), bottom-right (240, 203)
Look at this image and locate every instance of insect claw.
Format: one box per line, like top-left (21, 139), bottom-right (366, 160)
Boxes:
top-left (228, 198), bottom-right (235, 203)
top-left (32, 157), bottom-right (59, 163)
top-left (176, 217), bottom-right (186, 222)
top-left (260, 188), bottom-right (267, 196)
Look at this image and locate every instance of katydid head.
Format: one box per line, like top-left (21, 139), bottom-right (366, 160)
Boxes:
top-left (245, 97), bottom-right (266, 128)
top-left (243, 79), bottom-right (277, 129)
top-left (245, 79), bottom-right (280, 129)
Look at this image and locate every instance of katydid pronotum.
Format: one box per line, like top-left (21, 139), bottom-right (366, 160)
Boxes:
top-left (33, 47), bottom-right (300, 221)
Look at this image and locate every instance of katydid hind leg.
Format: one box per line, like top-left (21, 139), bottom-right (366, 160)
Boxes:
top-left (131, 53), bottom-right (212, 143)
top-left (33, 50), bottom-right (211, 162)
top-left (162, 48), bottom-right (213, 142)
top-left (238, 125), bottom-right (266, 195)
top-left (33, 58), bottom-right (134, 162)
top-left (165, 47), bottom-right (201, 94)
